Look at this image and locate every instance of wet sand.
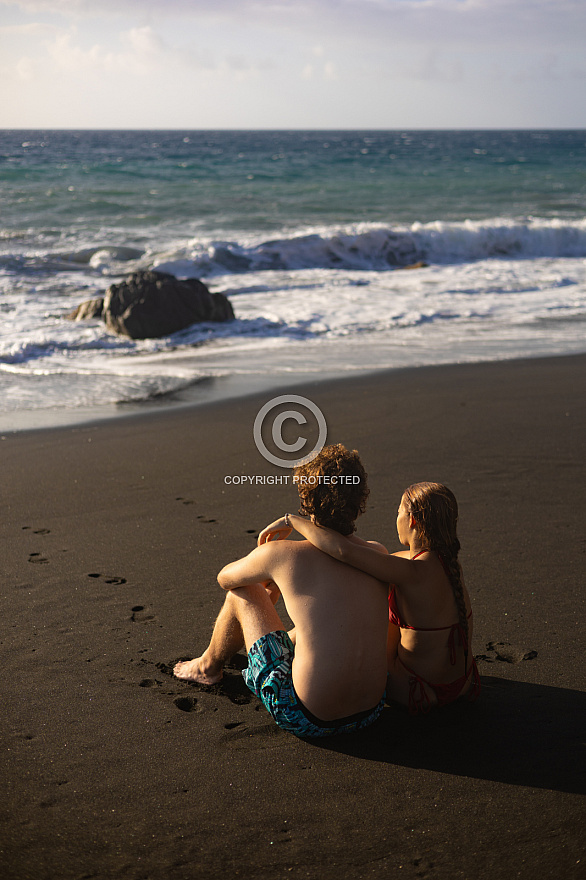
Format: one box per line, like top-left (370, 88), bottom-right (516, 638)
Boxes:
top-left (1, 354), bottom-right (585, 880)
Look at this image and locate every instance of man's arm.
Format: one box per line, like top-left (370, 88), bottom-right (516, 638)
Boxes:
top-left (217, 542), bottom-right (282, 591)
top-left (259, 519), bottom-right (389, 556)
top-left (260, 514), bottom-right (414, 584)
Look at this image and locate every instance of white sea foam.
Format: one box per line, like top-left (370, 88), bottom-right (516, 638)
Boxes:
top-left (5, 218), bottom-right (585, 279)
top-left (1, 248), bottom-right (585, 422)
top-left (2, 130), bottom-right (584, 428)
top-left (150, 219), bottom-right (586, 278)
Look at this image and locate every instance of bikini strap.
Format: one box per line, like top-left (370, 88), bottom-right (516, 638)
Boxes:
top-left (399, 658), bottom-right (433, 715)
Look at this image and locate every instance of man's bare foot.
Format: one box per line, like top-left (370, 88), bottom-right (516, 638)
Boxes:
top-left (173, 657), bottom-right (223, 685)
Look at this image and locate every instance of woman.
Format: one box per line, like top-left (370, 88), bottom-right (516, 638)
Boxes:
top-left (259, 482), bottom-right (480, 714)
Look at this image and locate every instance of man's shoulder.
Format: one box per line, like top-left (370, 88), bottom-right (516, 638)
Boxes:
top-left (253, 538), bottom-right (317, 578)
top-left (254, 538), bottom-right (308, 558)
top-left (263, 539), bottom-right (329, 562)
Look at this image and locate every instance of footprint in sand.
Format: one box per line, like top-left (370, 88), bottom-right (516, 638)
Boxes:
top-left (28, 552), bottom-right (49, 565)
top-left (130, 605), bottom-right (156, 623)
top-left (411, 857), bottom-right (435, 877)
top-left (476, 641), bottom-right (538, 664)
top-left (87, 573), bottom-right (127, 585)
top-left (174, 696), bottom-right (200, 713)
top-left (174, 499), bottom-right (217, 522)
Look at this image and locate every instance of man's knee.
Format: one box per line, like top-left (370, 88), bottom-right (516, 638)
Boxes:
top-left (227, 583), bottom-right (284, 652)
top-left (228, 582), bottom-right (271, 603)
top-left (225, 583), bottom-right (275, 618)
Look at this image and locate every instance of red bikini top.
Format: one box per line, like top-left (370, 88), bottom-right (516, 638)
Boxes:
top-left (388, 549), bottom-right (473, 664)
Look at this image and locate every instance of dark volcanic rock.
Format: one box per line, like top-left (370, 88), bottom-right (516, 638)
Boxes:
top-left (68, 298), bottom-right (104, 320)
top-left (101, 271), bottom-right (234, 339)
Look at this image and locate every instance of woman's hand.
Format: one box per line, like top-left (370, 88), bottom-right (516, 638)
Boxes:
top-left (257, 517), bottom-right (293, 545)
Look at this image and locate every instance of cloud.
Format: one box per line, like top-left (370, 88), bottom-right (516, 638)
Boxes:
top-left (223, 54), bottom-right (271, 80)
top-left (302, 43), bottom-right (337, 81)
top-left (3, 0), bottom-right (585, 46)
top-left (0, 23), bottom-right (171, 80)
top-left (39, 25), bottom-right (165, 74)
top-left (2, 0), bottom-right (585, 127)
top-left (125, 25), bottom-right (163, 56)
top-left (0, 0), bottom-right (85, 10)
top-left (323, 60), bottom-right (337, 80)
top-left (2, 0), bottom-right (585, 63)
top-left (412, 47), bottom-right (463, 82)
top-left (16, 55), bottom-right (38, 79)
top-left (302, 61), bottom-right (337, 80)
top-left (2, 19), bottom-right (272, 83)
top-left (0, 22), bottom-right (59, 35)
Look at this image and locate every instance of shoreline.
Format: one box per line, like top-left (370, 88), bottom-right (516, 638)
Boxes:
top-left (0, 368), bottom-right (347, 435)
top-left (3, 348), bottom-right (586, 436)
top-left (2, 351), bottom-right (585, 880)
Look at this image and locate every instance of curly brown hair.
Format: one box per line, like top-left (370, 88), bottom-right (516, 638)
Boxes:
top-left (294, 443), bottom-right (369, 535)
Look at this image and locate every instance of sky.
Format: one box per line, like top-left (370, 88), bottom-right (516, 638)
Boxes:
top-left (0, 0), bottom-right (585, 129)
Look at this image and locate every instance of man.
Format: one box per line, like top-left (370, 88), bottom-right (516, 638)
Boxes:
top-left (174, 444), bottom-right (389, 738)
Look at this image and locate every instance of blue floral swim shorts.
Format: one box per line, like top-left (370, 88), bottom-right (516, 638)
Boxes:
top-left (242, 630), bottom-right (385, 738)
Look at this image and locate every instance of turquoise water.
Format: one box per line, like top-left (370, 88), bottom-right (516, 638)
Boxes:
top-left (3, 130), bottom-right (585, 237)
top-left (1, 129), bottom-right (585, 428)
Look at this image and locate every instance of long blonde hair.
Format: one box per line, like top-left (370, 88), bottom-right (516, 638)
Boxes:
top-left (403, 482), bottom-right (469, 670)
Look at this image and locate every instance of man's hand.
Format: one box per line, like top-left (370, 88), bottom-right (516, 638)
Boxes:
top-left (257, 517), bottom-right (293, 546)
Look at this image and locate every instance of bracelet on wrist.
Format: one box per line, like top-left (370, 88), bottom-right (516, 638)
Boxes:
top-left (285, 513), bottom-right (291, 527)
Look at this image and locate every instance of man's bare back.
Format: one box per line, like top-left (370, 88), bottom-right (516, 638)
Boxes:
top-left (248, 540), bottom-right (389, 719)
top-left (173, 443), bottom-right (388, 737)
top-left (178, 537), bottom-right (388, 720)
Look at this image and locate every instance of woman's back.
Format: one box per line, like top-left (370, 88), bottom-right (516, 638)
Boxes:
top-left (388, 550), bottom-right (478, 709)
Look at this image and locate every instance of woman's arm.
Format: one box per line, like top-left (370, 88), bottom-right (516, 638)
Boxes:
top-left (256, 517), bottom-right (293, 543)
top-left (259, 513), bottom-right (413, 584)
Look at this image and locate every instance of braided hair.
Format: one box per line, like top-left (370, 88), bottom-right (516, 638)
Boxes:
top-left (402, 482), bottom-right (469, 672)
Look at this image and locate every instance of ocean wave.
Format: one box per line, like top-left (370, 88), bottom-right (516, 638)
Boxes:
top-left (1, 250), bottom-right (585, 418)
top-left (153, 218), bottom-right (586, 277)
top-left (3, 218), bottom-right (586, 280)
top-left (58, 245), bottom-right (145, 266)
top-left (0, 245), bottom-right (146, 276)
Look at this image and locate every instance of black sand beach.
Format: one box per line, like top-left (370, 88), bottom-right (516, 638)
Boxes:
top-left (2, 354), bottom-right (585, 880)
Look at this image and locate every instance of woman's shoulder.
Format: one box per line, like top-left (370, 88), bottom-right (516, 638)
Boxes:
top-left (393, 550), bottom-right (448, 596)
